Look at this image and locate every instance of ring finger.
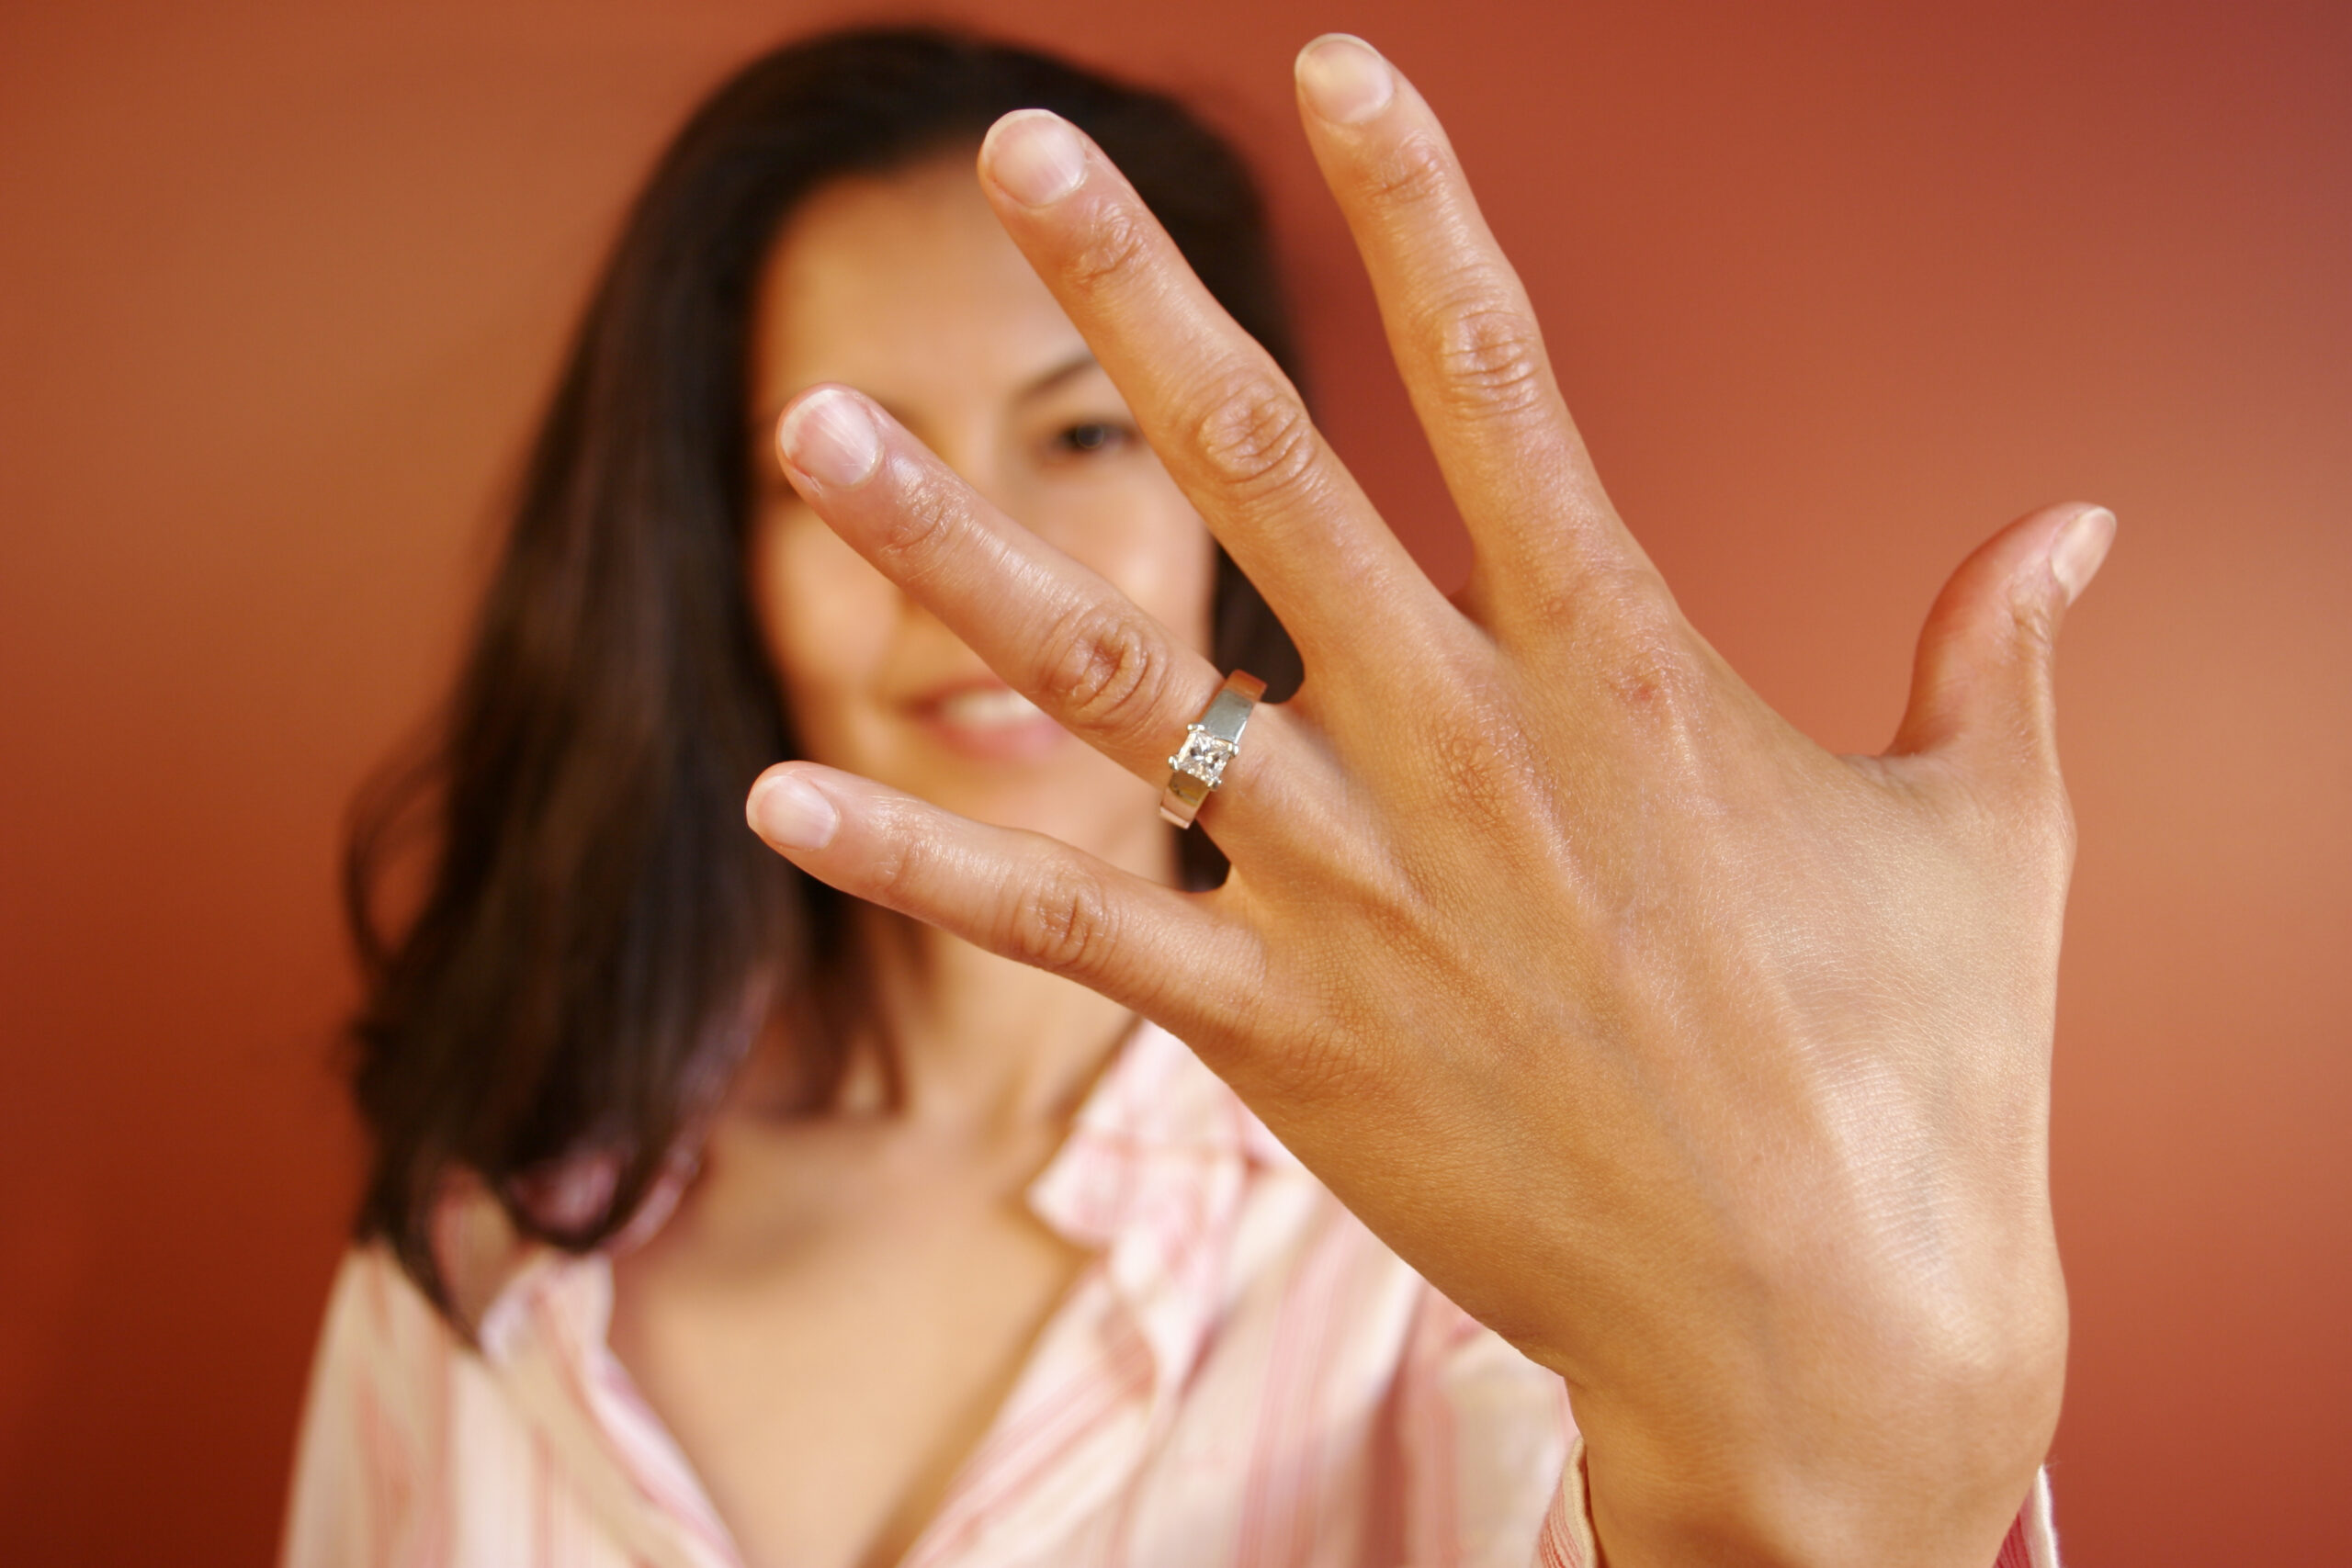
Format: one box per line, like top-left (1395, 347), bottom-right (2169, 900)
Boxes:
top-left (773, 382), bottom-right (1289, 840)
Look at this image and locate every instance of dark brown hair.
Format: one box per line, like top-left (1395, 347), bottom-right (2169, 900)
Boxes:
top-left (344, 26), bottom-right (1303, 1314)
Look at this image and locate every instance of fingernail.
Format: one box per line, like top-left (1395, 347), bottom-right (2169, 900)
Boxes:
top-left (2048, 505), bottom-right (2117, 604)
top-left (776, 388), bottom-right (880, 489)
top-left (749, 772), bottom-right (840, 852)
top-left (1298, 34), bottom-right (1395, 126)
top-left (985, 110), bottom-right (1087, 207)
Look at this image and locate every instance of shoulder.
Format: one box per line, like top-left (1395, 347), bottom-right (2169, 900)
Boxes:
top-left (311, 1240), bottom-right (460, 1365)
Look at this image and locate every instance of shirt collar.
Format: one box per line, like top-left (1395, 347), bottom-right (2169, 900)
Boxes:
top-left (1025, 1017), bottom-right (1296, 1249)
top-left (453, 1018), bottom-right (1302, 1362)
top-left (1018, 1021), bottom-right (1304, 1435)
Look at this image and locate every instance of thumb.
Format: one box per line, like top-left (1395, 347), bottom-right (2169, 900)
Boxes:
top-left (1888, 502), bottom-right (2115, 769)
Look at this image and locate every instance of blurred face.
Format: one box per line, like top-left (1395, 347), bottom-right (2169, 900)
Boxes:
top-left (746, 153), bottom-right (1215, 878)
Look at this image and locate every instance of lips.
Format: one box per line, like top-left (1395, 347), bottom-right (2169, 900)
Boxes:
top-left (933, 685), bottom-right (1046, 727)
top-left (909, 681), bottom-right (1068, 761)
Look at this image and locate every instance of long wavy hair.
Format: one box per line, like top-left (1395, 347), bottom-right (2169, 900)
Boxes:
top-left (344, 26), bottom-right (1304, 1315)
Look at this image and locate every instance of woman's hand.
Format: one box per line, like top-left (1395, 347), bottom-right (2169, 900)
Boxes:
top-left (749, 35), bottom-right (2104, 1568)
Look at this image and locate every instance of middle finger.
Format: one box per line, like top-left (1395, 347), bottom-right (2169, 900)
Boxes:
top-left (977, 109), bottom-right (1455, 675)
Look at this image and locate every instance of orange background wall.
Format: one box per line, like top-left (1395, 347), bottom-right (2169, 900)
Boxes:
top-left (3, 1), bottom-right (2345, 1562)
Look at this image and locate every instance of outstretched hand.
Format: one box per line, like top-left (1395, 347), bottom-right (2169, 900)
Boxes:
top-left (749, 34), bottom-right (2106, 1568)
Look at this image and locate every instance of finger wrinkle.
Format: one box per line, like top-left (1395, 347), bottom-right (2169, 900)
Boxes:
top-left (1357, 128), bottom-right (1453, 211)
top-left (1183, 373), bottom-right (1322, 503)
top-left (1425, 303), bottom-right (1555, 420)
top-left (1038, 600), bottom-right (1174, 744)
top-left (1002, 863), bottom-right (1120, 979)
top-left (1057, 198), bottom-right (1155, 303)
top-left (862, 461), bottom-right (963, 584)
top-left (853, 795), bottom-right (934, 905)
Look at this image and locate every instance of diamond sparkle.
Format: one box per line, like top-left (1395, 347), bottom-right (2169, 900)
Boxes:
top-left (1169, 726), bottom-right (1238, 787)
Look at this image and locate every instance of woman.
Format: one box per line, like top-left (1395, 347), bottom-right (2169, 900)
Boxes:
top-left (289, 24), bottom-right (2090, 1568)
top-left (290, 29), bottom-right (1554, 1567)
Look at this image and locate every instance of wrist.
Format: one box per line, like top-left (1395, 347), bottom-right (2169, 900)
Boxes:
top-left (1568, 1268), bottom-right (2065, 1568)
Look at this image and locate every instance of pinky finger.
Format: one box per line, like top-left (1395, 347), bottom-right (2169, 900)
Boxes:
top-left (746, 763), bottom-right (1261, 1043)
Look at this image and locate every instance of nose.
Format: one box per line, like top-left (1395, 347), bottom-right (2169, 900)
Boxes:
top-left (922, 418), bottom-right (1008, 509)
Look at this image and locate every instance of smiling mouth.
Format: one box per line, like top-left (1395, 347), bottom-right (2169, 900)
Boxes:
top-left (929, 685), bottom-right (1047, 728)
top-left (910, 682), bottom-right (1069, 761)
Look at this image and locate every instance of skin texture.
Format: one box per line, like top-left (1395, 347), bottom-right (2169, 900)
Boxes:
top-left (750, 35), bottom-right (2108, 1568)
top-left (608, 158), bottom-right (1214, 1568)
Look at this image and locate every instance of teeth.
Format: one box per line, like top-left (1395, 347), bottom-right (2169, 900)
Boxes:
top-left (934, 687), bottom-right (1046, 728)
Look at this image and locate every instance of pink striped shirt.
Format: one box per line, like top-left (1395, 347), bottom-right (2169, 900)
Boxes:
top-left (282, 1021), bottom-right (2058, 1567)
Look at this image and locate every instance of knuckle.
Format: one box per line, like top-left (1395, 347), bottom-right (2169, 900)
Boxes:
top-left (1423, 694), bottom-right (1543, 829)
top-left (1059, 203), bottom-right (1153, 304)
top-left (1430, 725), bottom-right (1512, 825)
top-left (1039, 604), bottom-right (1175, 740)
top-left (857, 803), bottom-right (937, 905)
top-left (2007, 578), bottom-right (2064, 662)
top-left (1001, 865), bottom-right (1118, 977)
top-left (863, 471), bottom-right (958, 582)
top-left (1608, 641), bottom-right (1699, 723)
top-left (1184, 368), bottom-right (1320, 506)
top-left (1424, 299), bottom-right (1551, 420)
top-left (1362, 130), bottom-right (1452, 211)
top-left (1590, 578), bottom-right (1702, 723)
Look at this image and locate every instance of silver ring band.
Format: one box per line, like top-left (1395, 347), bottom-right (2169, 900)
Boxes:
top-left (1160, 670), bottom-right (1266, 829)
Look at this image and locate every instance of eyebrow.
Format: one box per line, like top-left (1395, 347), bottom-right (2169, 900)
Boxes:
top-left (1015, 350), bottom-right (1106, 401)
top-left (752, 351), bottom-right (1109, 438)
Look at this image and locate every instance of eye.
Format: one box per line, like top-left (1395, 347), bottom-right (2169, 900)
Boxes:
top-left (1050, 421), bottom-right (1134, 458)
